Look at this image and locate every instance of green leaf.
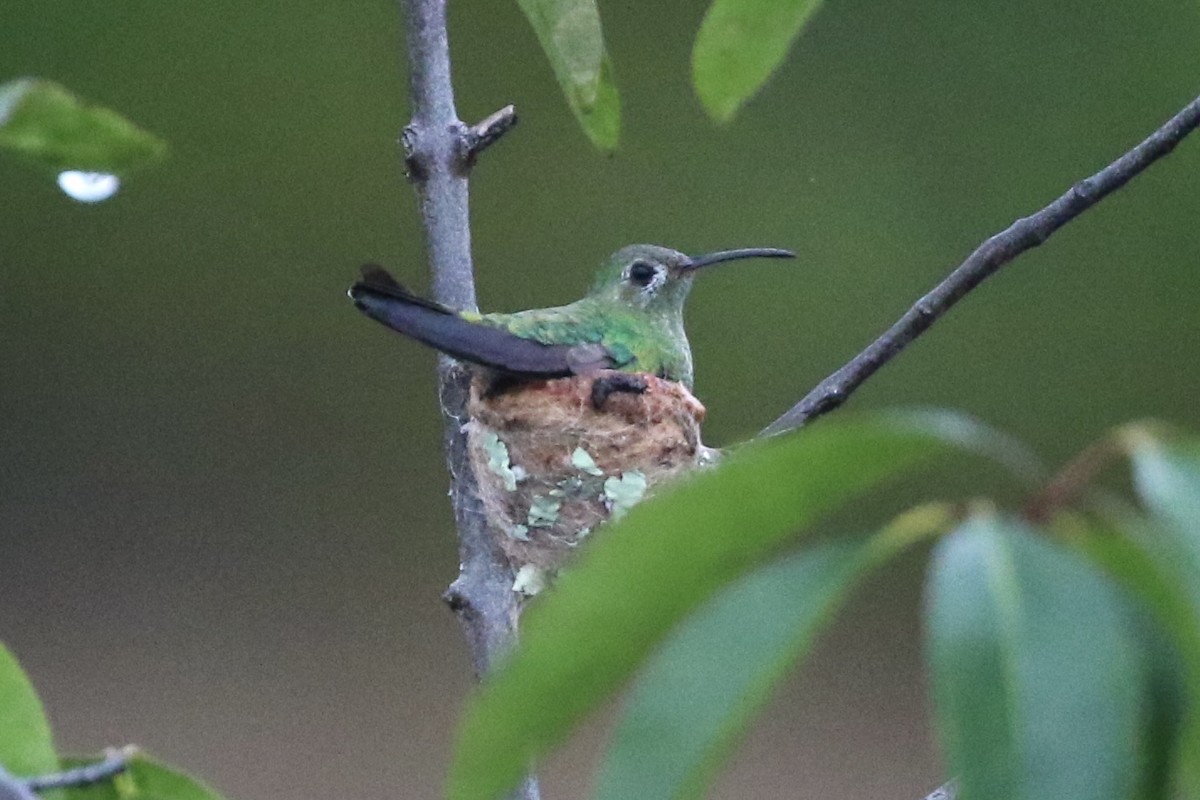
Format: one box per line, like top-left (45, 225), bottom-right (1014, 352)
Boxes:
top-left (692, 0), bottom-right (824, 123)
top-left (448, 412), bottom-right (971, 800)
top-left (0, 78), bottom-right (165, 174)
top-left (516, 0), bottom-right (619, 150)
top-left (1129, 435), bottom-right (1200, 584)
top-left (1090, 429), bottom-right (1200, 796)
top-left (59, 754), bottom-right (227, 800)
top-left (0, 642), bottom-right (59, 778)
top-left (891, 407), bottom-right (1046, 485)
top-left (1071, 524), bottom-right (1197, 800)
top-left (926, 515), bottom-right (1144, 800)
top-left (595, 504), bottom-right (953, 800)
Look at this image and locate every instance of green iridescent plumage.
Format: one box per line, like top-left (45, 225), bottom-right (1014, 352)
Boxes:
top-left (350, 243), bottom-right (793, 390)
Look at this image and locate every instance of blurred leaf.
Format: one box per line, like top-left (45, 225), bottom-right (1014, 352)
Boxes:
top-left (926, 515), bottom-right (1144, 800)
top-left (595, 504), bottom-right (953, 800)
top-left (1125, 432), bottom-right (1200, 789)
top-left (0, 642), bottom-right (58, 778)
top-left (692, 0), bottom-right (823, 123)
top-left (1067, 520), bottom-right (1200, 799)
top-left (448, 411), bottom-right (1001, 800)
top-left (58, 755), bottom-right (226, 800)
top-left (891, 408), bottom-right (1046, 486)
top-left (0, 78), bottom-right (165, 174)
top-left (1129, 434), bottom-right (1200, 569)
top-left (516, 0), bottom-right (619, 150)
top-left (1137, 644), bottom-right (1191, 800)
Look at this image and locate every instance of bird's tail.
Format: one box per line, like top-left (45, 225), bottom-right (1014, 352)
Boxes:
top-left (348, 265), bottom-right (585, 377)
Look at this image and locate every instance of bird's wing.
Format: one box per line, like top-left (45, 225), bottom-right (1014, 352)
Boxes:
top-left (349, 265), bottom-right (619, 377)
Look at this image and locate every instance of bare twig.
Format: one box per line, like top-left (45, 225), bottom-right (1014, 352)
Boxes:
top-left (1023, 436), bottom-right (1122, 523)
top-left (466, 105), bottom-right (518, 163)
top-left (397, 0), bottom-right (537, 797)
top-left (0, 747), bottom-right (137, 800)
top-left (761, 92), bottom-right (1200, 438)
top-left (25, 746), bottom-right (137, 792)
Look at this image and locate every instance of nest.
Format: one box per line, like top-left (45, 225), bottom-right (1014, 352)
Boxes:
top-left (465, 370), bottom-right (709, 592)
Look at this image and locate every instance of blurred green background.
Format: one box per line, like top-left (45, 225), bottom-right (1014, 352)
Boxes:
top-left (2, 1), bottom-right (1199, 798)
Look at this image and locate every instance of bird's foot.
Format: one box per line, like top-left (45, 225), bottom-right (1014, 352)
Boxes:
top-left (590, 373), bottom-right (648, 410)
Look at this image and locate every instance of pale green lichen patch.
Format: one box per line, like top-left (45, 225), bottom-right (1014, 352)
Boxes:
top-left (570, 446), bottom-right (604, 476)
top-left (549, 475), bottom-right (586, 498)
top-left (481, 431), bottom-right (521, 491)
top-left (604, 470), bottom-right (648, 519)
top-left (512, 564), bottom-right (549, 596)
top-left (508, 524), bottom-right (530, 541)
top-left (527, 495), bottom-right (562, 528)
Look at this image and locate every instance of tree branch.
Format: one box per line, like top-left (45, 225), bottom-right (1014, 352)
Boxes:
top-left (397, 1), bottom-right (536, 797)
top-left (761, 92), bottom-right (1200, 438)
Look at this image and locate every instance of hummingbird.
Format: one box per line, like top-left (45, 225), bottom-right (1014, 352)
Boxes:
top-left (347, 244), bottom-right (794, 397)
top-left (348, 243), bottom-right (793, 590)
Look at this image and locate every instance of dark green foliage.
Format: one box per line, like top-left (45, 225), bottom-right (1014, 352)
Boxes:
top-left (518, 0), bottom-right (823, 146)
top-left (445, 415), bottom-right (1200, 800)
top-left (927, 516), bottom-right (1143, 800)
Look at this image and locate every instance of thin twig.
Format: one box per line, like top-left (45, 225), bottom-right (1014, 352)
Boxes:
top-left (761, 92), bottom-right (1200, 438)
top-left (397, 0), bottom-right (538, 798)
top-left (24, 746), bottom-right (137, 792)
top-left (1023, 436), bottom-right (1122, 523)
top-left (466, 105), bottom-right (518, 163)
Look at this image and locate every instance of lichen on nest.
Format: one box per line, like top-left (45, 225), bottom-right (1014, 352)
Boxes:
top-left (465, 370), bottom-right (708, 593)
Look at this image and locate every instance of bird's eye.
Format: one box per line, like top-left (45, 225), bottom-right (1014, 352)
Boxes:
top-left (628, 261), bottom-right (658, 287)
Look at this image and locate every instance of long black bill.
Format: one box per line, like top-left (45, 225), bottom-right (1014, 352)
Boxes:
top-left (683, 247), bottom-right (795, 271)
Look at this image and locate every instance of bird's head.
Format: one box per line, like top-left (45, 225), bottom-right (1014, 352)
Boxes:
top-left (588, 244), bottom-right (795, 318)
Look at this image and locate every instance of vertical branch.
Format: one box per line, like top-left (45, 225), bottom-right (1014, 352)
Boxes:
top-left (398, 3), bottom-right (536, 796)
top-left (401, 0), bottom-right (473, 310)
top-left (398, 0), bottom-right (530, 720)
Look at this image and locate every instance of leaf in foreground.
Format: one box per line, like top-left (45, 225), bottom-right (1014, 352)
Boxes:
top-left (1070, 523), bottom-right (1196, 800)
top-left (927, 515), bottom-right (1143, 800)
top-left (0, 78), bottom-right (165, 175)
top-left (448, 413), bottom-right (967, 800)
top-left (595, 504), bottom-right (952, 800)
top-left (1128, 434), bottom-right (1200, 593)
top-left (1120, 433), bottom-right (1200, 793)
top-left (516, 0), bottom-right (619, 150)
top-left (693, 0), bottom-right (824, 123)
top-left (0, 642), bottom-right (59, 778)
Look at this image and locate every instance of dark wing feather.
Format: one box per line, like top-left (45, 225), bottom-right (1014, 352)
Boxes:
top-left (349, 265), bottom-right (615, 378)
